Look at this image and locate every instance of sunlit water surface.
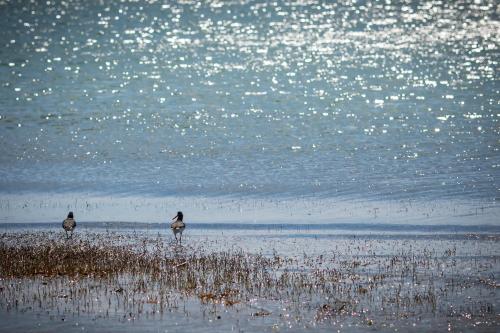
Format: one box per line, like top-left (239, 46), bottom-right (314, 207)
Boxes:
top-left (0, 1), bottom-right (498, 213)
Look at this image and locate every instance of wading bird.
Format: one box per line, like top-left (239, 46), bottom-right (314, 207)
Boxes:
top-left (62, 211), bottom-right (76, 239)
top-left (170, 211), bottom-right (185, 244)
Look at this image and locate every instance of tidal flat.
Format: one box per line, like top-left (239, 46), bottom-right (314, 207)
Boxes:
top-left (0, 227), bottom-right (498, 332)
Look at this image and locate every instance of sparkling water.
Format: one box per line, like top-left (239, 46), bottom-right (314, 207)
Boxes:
top-left (0, 0), bottom-right (498, 204)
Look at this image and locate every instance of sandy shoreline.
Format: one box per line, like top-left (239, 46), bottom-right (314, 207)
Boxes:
top-left (1, 228), bottom-right (498, 332)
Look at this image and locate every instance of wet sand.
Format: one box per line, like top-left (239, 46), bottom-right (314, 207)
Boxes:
top-left (0, 226), bottom-right (498, 332)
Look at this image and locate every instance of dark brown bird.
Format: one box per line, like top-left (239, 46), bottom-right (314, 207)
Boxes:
top-left (62, 211), bottom-right (76, 239)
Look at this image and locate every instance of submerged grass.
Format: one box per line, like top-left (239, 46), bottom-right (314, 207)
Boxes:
top-left (0, 231), bottom-right (498, 331)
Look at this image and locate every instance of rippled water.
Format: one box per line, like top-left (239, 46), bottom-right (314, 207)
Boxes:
top-left (0, 0), bottom-right (498, 201)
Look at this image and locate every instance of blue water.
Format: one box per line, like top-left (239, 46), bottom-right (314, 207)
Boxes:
top-left (2, 221), bottom-right (500, 234)
top-left (0, 1), bottom-right (498, 201)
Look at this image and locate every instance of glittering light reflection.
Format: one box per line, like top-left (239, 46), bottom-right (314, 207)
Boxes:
top-left (0, 0), bottom-right (498, 199)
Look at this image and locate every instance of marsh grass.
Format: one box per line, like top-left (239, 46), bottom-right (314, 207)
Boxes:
top-left (0, 231), bottom-right (498, 331)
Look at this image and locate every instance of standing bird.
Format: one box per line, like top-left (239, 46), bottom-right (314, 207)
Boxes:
top-left (62, 211), bottom-right (76, 239)
top-left (170, 211), bottom-right (186, 244)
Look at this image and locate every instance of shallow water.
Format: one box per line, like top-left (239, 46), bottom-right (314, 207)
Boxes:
top-left (0, 227), bottom-right (499, 332)
top-left (0, 2), bottom-right (499, 329)
top-left (0, 0), bottom-right (498, 203)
